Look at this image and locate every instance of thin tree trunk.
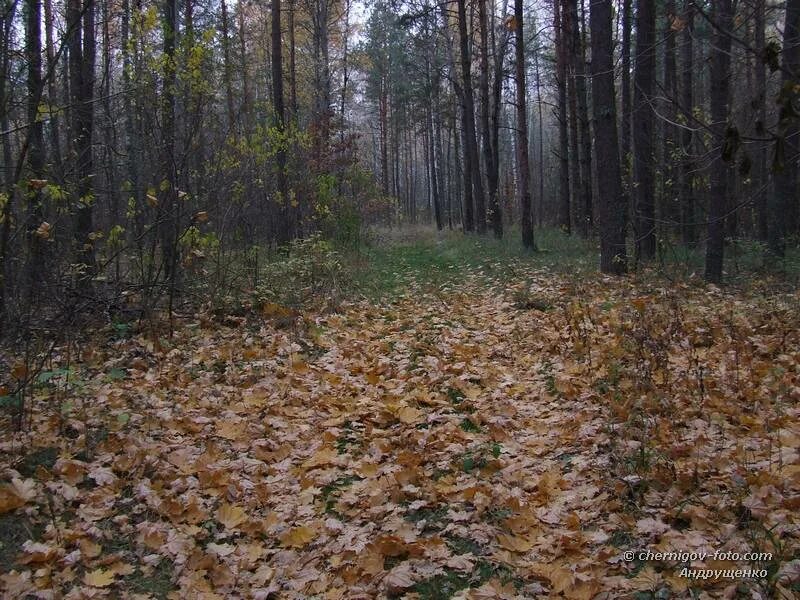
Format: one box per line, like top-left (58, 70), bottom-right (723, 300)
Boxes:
top-left (456, 0), bottom-right (485, 233)
top-left (680, 0), bottom-right (695, 246)
top-left (705, 0), bottom-right (732, 282)
top-left (590, 0), bottom-right (626, 273)
top-left (620, 0), bottom-right (631, 225)
top-left (515, 0), bottom-right (534, 248)
top-left (25, 0), bottom-right (46, 283)
top-left (220, 0), bottom-right (236, 132)
top-left (564, 0), bottom-right (581, 235)
top-left (272, 0), bottom-right (291, 244)
top-left (770, 0), bottom-right (800, 257)
top-left (633, 0), bottom-right (656, 262)
top-left (754, 0), bottom-right (768, 241)
top-left (554, 0), bottom-right (570, 233)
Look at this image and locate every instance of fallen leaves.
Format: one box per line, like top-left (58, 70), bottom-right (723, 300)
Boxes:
top-left (280, 525), bottom-right (317, 548)
top-left (0, 478), bottom-right (35, 514)
top-left (0, 267), bottom-right (798, 598)
top-left (216, 503), bottom-right (247, 529)
top-left (83, 568), bottom-right (115, 588)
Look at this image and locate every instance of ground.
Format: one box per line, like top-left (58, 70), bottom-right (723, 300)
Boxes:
top-left (1, 230), bottom-right (799, 599)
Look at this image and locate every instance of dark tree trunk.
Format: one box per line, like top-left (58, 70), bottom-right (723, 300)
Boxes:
top-left (515, 0), bottom-right (534, 248)
top-left (272, 0), bottom-right (292, 245)
top-left (456, 0), bottom-right (485, 233)
top-left (754, 0), bottom-right (768, 242)
top-left (25, 0), bottom-right (46, 282)
top-left (620, 0), bottom-right (631, 228)
top-left (770, 0), bottom-right (800, 257)
top-left (159, 0), bottom-right (178, 281)
top-left (705, 0), bottom-right (732, 282)
top-left (554, 0), bottom-right (570, 233)
top-left (633, 0), bottom-right (656, 262)
top-left (662, 0), bottom-right (677, 232)
top-left (220, 0), bottom-right (236, 132)
top-left (590, 0), bottom-right (626, 274)
top-left (426, 56), bottom-right (443, 230)
top-left (478, 0), bottom-right (501, 237)
top-left (680, 0), bottom-right (695, 246)
top-left (70, 0), bottom-right (95, 283)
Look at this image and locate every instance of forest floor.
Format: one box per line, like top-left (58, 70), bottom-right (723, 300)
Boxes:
top-left (1, 229), bottom-right (799, 599)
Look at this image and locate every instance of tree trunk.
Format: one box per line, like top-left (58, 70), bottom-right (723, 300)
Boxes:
top-left (590, 0), bottom-right (626, 274)
top-left (456, 0), bottom-right (486, 233)
top-left (272, 0), bottom-right (291, 245)
top-left (515, 0), bottom-right (534, 249)
top-left (25, 0), bottom-right (46, 283)
top-left (770, 0), bottom-right (800, 257)
top-left (680, 0), bottom-right (695, 246)
top-left (633, 0), bottom-right (656, 262)
top-left (620, 0), bottom-right (631, 226)
top-left (478, 0), bottom-right (501, 237)
top-left (159, 0), bottom-right (178, 281)
top-left (554, 0), bottom-right (570, 233)
top-left (662, 0), bottom-right (677, 234)
top-left (754, 0), bottom-right (768, 242)
top-left (705, 0), bottom-right (732, 282)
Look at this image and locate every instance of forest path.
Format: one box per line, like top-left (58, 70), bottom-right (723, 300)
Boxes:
top-left (2, 238), bottom-right (798, 599)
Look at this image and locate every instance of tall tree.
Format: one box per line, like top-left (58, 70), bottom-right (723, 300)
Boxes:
top-left (770, 0), bottom-right (800, 257)
top-left (620, 0), bottom-right (632, 227)
top-left (514, 0), bottom-right (534, 249)
top-left (554, 0), bottom-right (570, 233)
top-left (478, 0), bottom-right (501, 237)
top-left (272, 0), bottom-right (292, 244)
top-left (69, 0), bottom-right (96, 282)
top-left (25, 0), bottom-right (45, 281)
top-left (679, 0), bottom-right (695, 246)
top-left (590, 0), bottom-right (626, 274)
top-left (159, 0), bottom-right (178, 282)
top-left (705, 0), bottom-right (732, 282)
top-left (633, 0), bottom-right (656, 262)
top-left (456, 0), bottom-right (486, 233)
top-left (754, 0), bottom-right (768, 242)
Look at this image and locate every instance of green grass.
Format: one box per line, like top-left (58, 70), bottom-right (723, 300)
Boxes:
top-left (0, 513), bottom-right (43, 573)
top-left (347, 227), bottom-right (596, 299)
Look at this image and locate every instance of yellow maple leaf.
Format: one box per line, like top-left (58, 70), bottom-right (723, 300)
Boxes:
top-left (303, 448), bottom-right (338, 469)
top-left (0, 483), bottom-right (27, 514)
top-left (79, 538), bottom-right (103, 559)
top-left (83, 568), bottom-right (115, 588)
top-left (280, 525), bottom-right (316, 548)
top-left (216, 503), bottom-right (247, 529)
top-left (496, 533), bottom-right (533, 553)
top-left (396, 405), bottom-right (423, 425)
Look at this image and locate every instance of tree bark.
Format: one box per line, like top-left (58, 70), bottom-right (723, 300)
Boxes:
top-left (515, 0), bottom-right (534, 249)
top-left (705, 0), bottom-right (732, 282)
top-left (770, 0), bottom-right (800, 257)
top-left (554, 0), bottom-right (570, 233)
top-left (272, 0), bottom-right (292, 245)
top-left (590, 0), bottom-right (626, 274)
top-left (680, 0), bottom-right (695, 246)
top-left (456, 0), bottom-right (486, 233)
top-left (633, 0), bottom-right (656, 262)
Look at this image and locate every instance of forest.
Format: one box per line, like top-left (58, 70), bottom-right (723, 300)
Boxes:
top-left (0, 0), bottom-right (799, 597)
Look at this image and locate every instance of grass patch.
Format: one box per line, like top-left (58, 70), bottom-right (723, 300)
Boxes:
top-left (321, 475), bottom-right (362, 514)
top-left (0, 513), bottom-right (43, 573)
top-left (404, 505), bottom-right (449, 531)
top-left (125, 561), bottom-right (175, 599)
top-left (17, 446), bottom-right (58, 477)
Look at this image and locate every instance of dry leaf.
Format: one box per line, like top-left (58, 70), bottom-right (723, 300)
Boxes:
top-left (83, 568), bottom-right (115, 588)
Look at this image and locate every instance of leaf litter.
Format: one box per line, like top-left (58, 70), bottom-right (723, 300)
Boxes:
top-left (0, 265), bottom-right (798, 599)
